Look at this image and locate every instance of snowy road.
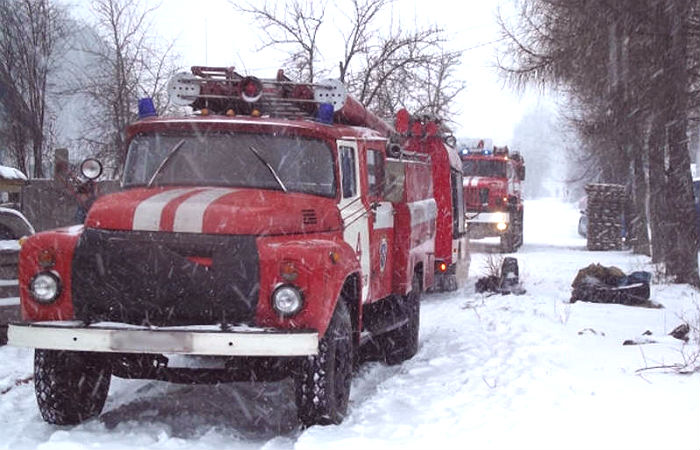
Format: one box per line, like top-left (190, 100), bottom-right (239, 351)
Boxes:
top-left (1, 198), bottom-right (699, 449)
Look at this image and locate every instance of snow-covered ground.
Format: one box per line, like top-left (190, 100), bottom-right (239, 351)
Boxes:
top-left (1, 198), bottom-right (699, 449)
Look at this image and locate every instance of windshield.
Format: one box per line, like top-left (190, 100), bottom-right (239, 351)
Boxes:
top-left (462, 159), bottom-right (507, 178)
top-left (123, 132), bottom-right (336, 197)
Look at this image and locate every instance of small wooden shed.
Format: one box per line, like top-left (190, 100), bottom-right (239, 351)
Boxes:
top-left (0, 165), bottom-right (27, 205)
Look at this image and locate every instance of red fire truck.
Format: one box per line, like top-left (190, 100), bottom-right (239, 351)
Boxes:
top-left (396, 110), bottom-right (469, 291)
top-left (461, 140), bottom-right (525, 252)
top-left (8, 67), bottom-right (467, 427)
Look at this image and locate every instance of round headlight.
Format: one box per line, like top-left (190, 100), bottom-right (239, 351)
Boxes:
top-left (30, 272), bottom-right (61, 304)
top-left (272, 285), bottom-right (303, 317)
top-left (80, 158), bottom-right (103, 180)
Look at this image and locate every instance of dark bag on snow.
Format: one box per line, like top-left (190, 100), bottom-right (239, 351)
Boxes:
top-left (570, 263), bottom-right (651, 306)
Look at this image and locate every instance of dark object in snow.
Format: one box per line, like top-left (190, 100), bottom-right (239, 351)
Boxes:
top-left (578, 328), bottom-right (605, 336)
top-left (585, 183), bottom-right (626, 251)
top-left (622, 336), bottom-right (657, 346)
top-left (669, 323), bottom-right (690, 342)
top-left (623, 330), bottom-right (656, 345)
top-left (570, 263), bottom-right (656, 307)
top-left (499, 257), bottom-right (526, 295)
top-left (475, 257), bottom-right (526, 295)
top-left (475, 275), bottom-right (500, 293)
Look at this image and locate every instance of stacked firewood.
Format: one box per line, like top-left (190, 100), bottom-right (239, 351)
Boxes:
top-left (585, 183), bottom-right (626, 251)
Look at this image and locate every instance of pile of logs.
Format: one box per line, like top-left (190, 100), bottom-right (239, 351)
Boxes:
top-left (585, 183), bottom-right (626, 251)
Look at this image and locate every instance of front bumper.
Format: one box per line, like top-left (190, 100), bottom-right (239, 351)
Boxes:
top-left (466, 211), bottom-right (510, 238)
top-left (8, 321), bottom-right (318, 356)
top-left (466, 211), bottom-right (510, 224)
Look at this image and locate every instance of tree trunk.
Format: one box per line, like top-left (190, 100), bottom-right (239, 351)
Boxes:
top-left (631, 143), bottom-right (650, 255)
top-left (661, 0), bottom-right (699, 286)
top-left (647, 113), bottom-right (667, 263)
top-left (32, 134), bottom-right (44, 178)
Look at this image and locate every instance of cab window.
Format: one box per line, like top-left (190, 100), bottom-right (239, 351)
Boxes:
top-left (367, 149), bottom-right (385, 198)
top-left (339, 145), bottom-right (357, 198)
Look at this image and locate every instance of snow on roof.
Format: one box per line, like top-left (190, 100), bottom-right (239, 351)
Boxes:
top-left (0, 165), bottom-right (27, 181)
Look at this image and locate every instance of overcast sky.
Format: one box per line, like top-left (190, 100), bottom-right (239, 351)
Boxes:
top-left (76, 0), bottom-right (550, 144)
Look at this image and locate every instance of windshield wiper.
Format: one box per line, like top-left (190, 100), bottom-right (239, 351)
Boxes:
top-left (147, 139), bottom-right (186, 187)
top-left (248, 145), bottom-right (288, 192)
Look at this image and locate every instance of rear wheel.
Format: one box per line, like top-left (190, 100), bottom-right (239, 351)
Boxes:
top-left (378, 273), bottom-right (421, 365)
top-left (34, 349), bottom-right (111, 425)
top-left (294, 300), bottom-right (353, 427)
top-left (445, 273), bottom-right (458, 291)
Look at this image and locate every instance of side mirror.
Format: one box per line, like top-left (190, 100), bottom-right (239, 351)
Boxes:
top-left (383, 160), bottom-right (405, 203)
top-left (80, 158), bottom-right (103, 180)
top-left (518, 165), bottom-right (526, 181)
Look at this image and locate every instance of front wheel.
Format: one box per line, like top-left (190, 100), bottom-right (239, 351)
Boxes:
top-left (500, 209), bottom-right (523, 253)
top-left (294, 300), bottom-right (353, 427)
top-left (516, 209), bottom-right (524, 248)
top-left (500, 227), bottom-right (516, 253)
top-left (34, 349), bottom-right (111, 425)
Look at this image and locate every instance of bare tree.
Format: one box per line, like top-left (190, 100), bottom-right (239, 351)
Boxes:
top-left (236, 0), bottom-right (463, 123)
top-left (408, 50), bottom-right (464, 121)
top-left (236, 0), bottom-right (327, 83)
top-left (337, 0), bottom-right (386, 83)
top-left (0, 0), bottom-right (68, 177)
top-left (349, 26), bottom-right (446, 113)
top-left (72, 0), bottom-right (177, 177)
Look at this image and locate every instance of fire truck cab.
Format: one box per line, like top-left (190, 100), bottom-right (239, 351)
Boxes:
top-left (9, 67), bottom-right (450, 427)
top-left (461, 140), bottom-right (525, 252)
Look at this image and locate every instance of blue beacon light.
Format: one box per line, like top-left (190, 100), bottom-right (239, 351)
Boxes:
top-left (317, 103), bottom-right (334, 124)
top-left (138, 97), bottom-right (157, 119)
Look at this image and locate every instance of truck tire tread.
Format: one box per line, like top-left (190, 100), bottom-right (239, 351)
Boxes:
top-left (34, 349), bottom-right (111, 425)
top-left (294, 300), bottom-right (353, 427)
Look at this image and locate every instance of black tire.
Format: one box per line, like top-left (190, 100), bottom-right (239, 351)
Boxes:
top-left (379, 273), bottom-right (421, 365)
top-left (445, 273), bottom-right (458, 292)
top-left (500, 228), bottom-right (515, 253)
top-left (34, 349), bottom-right (111, 425)
top-left (517, 209), bottom-right (524, 248)
top-left (294, 300), bottom-right (353, 427)
top-left (500, 209), bottom-right (522, 253)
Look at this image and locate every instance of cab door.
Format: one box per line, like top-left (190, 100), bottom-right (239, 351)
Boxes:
top-left (338, 140), bottom-right (371, 303)
top-left (365, 146), bottom-right (393, 301)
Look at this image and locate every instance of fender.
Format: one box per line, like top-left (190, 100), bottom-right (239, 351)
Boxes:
top-left (18, 226), bottom-right (84, 321)
top-left (255, 232), bottom-right (360, 337)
